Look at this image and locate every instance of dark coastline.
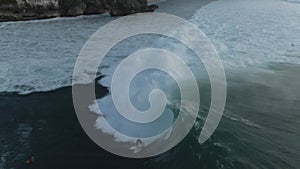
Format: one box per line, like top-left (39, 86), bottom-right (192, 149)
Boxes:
top-left (0, 79), bottom-right (149, 169)
top-left (0, 0), bottom-right (214, 168)
top-left (0, 0), bottom-right (213, 22)
top-left (1, 0), bottom-right (300, 168)
top-left (0, 0), bottom-right (158, 22)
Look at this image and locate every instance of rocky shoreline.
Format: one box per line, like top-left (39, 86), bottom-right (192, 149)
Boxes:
top-left (0, 0), bottom-right (158, 22)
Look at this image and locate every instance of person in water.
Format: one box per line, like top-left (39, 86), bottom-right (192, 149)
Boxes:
top-left (136, 139), bottom-right (145, 148)
top-left (25, 156), bottom-right (35, 166)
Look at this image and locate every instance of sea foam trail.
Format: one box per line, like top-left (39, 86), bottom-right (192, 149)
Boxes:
top-left (0, 15), bottom-right (113, 94)
top-left (0, 0), bottom-right (300, 95)
top-left (89, 0), bottom-right (300, 152)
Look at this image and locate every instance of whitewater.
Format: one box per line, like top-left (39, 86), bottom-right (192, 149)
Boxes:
top-left (1, 0), bottom-right (300, 168)
top-left (0, 0), bottom-right (299, 94)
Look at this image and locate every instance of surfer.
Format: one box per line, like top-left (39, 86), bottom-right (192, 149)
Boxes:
top-left (136, 139), bottom-right (145, 147)
top-left (130, 139), bottom-right (145, 153)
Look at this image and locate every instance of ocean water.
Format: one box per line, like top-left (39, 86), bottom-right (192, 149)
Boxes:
top-left (1, 0), bottom-right (300, 168)
top-left (0, 14), bottom-right (114, 94)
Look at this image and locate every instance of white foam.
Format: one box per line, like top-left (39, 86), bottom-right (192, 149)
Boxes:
top-left (1, 0), bottom-right (300, 94)
top-left (0, 15), bottom-right (112, 94)
top-left (286, 0), bottom-right (300, 3)
top-left (89, 96), bottom-right (175, 152)
top-left (89, 0), bottom-right (300, 149)
top-left (0, 24), bottom-right (6, 29)
top-left (191, 0), bottom-right (300, 67)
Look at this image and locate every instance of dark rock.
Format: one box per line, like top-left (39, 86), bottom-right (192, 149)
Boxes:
top-left (109, 0), bottom-right (142, 16)
top-left (0, 0), bottom-right (60, 21)
top-left (109, 0), bottom-right (158, 16)
top-left (60, 0), bottom-right (86, 16)
top-left (67, 6), bottom-right (84, 16)
top-left (69, 1), bottom-right (86, 16)
top-left (85, 0), bottom-right (105, 14)
top-left (0, 0), bottom-right (157, 21)
top-left (59, 0), bottom-right (105, 16)
top-left (141, 4), bottom-right (159, 12)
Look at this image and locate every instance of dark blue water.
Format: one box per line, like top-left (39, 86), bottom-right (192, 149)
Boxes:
top-left (0, 0), bottom-right (300, 168)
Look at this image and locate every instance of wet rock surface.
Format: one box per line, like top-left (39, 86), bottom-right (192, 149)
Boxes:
top-left (0, 0), bottom-right (158, 22)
